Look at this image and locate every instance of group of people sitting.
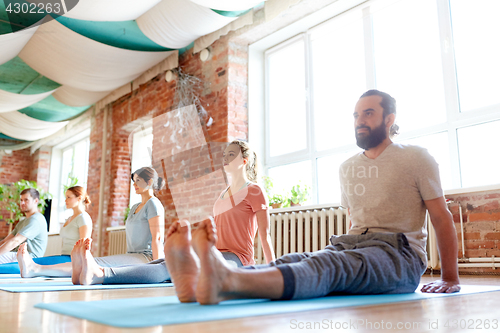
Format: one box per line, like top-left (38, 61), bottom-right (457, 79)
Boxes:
top-left (0, 89), bottom-right (460, 305)
top-left (0, 140), bottom-right (276, 284)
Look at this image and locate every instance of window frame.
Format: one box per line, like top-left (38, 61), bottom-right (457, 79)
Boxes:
top-left (48, 129), bottom-right (90, 233)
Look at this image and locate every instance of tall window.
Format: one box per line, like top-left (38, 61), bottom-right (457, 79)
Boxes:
top-left (49, 130), bottom-right (90, 232)
top-left (129, 125), bottom-right (153, 206)
top-left (264, 0), bottom-right (500, 205)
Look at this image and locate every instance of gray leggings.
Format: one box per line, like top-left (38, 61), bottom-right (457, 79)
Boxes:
top-left (252, 232), bottom-right (426, 300)
top-left (95, 253), bottom-right (151, 267)
top-left (102, 251), bottom-right (242, 284)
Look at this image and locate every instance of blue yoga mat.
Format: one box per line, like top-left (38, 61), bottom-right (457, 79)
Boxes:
top-left (35, 285), bottom-right (500, 328)
top-left (0, 281), bottom-right (173, 292)
top-left (0, 275), bottom-right (71, 283)
top-left (0, 255), bottom-right (71, 274)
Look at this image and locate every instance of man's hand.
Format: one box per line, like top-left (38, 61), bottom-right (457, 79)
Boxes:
top-left (421, 279), bottom-right (460, 293)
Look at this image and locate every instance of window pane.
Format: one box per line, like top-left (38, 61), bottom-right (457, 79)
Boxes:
top-left (267, 39), bottom-right (307, 157)
top-left (397, 132), bottom-right (452, 190)
top-left (450, 0), bottom-right (500, 112)
top-left (317, 151), bottom-right (358, 204)
top-left (311, 10), bottom-right (365, 151)
top-left (60, 147), bottom-right (75, 220)
top-left (372, 0), bottom-right (447, 132)
top-left (458, 121), bottom-right (500, 188)
top-left (130, 128), bottom-right (154, 206)
top-left (73, 139), bottom-right (89, 188)
top-left (268, 161), bottom-right (312, 205)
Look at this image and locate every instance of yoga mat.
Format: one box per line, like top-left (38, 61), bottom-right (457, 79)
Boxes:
top-left (35, 285), bottom-right (500, 328)
top-left (0, 255), bottom-right (71, 274)
top-left (0, 275), bottom-right (71, 283)
top-left (0, 274), bottom-right (22, 278)
top-left (0, 281), bottom-right (173, 292)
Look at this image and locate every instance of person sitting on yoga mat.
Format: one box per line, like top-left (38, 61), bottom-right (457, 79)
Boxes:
top-left (0, 188), bottom-right (47, 265)
top-left (70, 140), bottom-right (276, 285)
top-left (11, 186), bottom-right (92, 276)
top-left (16, 167), bottom-right (165, 281)
top-left (158, 89), bottom-right (460, 304)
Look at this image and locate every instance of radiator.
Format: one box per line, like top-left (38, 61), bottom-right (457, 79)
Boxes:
top-left (108, 227), bottom-right (127, 256)
top-left (255, 206), bottom-right (349, 264)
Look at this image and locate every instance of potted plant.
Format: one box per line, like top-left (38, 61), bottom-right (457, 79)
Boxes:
top-left (288, 182), bottom-right (311, 207)
top-left (262, 176), bottom-right (288, 209)
top-left (269, 193), bottom-right (288, 209)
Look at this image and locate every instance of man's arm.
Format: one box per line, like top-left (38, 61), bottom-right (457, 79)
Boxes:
top-left (0, 233), bottom-right (27, 256)
top-left (0, 233), bottom-right (13, 247)
top-left (421, 196), bottom-right (460, 293)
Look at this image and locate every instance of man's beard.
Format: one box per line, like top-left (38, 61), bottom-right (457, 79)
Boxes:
top-left (355, 121), bottom-right (387, 150)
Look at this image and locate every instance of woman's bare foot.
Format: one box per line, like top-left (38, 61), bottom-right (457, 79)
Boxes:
top-left (192, 217), bottom-right (235, 305)
top-left (164, 220), bottom-right (200, 302)
top-left (17, 243), bottom-right (39, 278)
top-left (79, 238), bottom-right (105, 285)
top-left (71, 239), bottom-right (83, 285)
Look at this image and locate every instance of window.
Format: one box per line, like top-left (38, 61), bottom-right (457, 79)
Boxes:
top-left (49, 129), bottom-right (90, 232)
top-left (261, 0), bottom-right (500, 205)
top-left (129, 125), bottom-right (153, 206)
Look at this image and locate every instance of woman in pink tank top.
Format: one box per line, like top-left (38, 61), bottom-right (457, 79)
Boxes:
top-left (214, 140), bottom-right (275, 266)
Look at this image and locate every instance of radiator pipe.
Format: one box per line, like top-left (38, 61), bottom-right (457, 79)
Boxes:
top-left (458, 263), bottom-right (497, 269)
top-left (459, 204), bottom-right (465, 258)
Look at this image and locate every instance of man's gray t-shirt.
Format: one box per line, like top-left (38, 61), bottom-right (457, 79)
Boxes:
top-left (339, 143), bottom-right (443, 266)
top-left (125, 197), bottom-right (164, 256)
top-left (12, 212), bottom-right (48, 258)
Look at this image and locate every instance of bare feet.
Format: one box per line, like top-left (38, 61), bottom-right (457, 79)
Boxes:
top-left (164, 220), bottom-right (200, 302)
top-left (79, 238), bottom-right (105, 285)
top-left (71, 239), bottom-right (84, 285)
top-left (17, 243), bottom-right (38, 278)
top-left (192, 217), bottom-right (234, 305)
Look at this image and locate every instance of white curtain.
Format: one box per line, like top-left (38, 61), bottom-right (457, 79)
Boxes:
top-left (189, 0), bottom-right (265, 11)
top-left (62, 0), bottom-right (162, 21)
top-left (0, 111), bottom-right (68, 141)
top-left (53, 86), bottom-right (111, 107)
top-left (19, 20), bottom-right (175, 92)
top-left (0, 25), bottom-right (39, 65)
top-left (137, 0), bottom-right (236, 49)
top-left (0, 89), bottom-right (56, 113)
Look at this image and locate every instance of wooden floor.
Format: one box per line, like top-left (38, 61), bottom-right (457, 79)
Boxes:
top-left (1, 274), bottom-right (500, 333)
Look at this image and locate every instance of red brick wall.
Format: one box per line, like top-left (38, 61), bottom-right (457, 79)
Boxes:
top-left (86, 110), bottom-right (105, 254)
top-left (446, 190), bottom-right (500, 274)
top-left (86, 35), bottom-right (250, 256)
top-left (30, 146), bottom-right (51, 192)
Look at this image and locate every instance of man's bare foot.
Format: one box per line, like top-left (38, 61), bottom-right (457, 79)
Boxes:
top-left (164, 220), bottom-right (200, 302)
top-left (79, 238), bottom-right (105, 285)
top-left (192, 217), bottom-right (234, 305)
top-left (71, 239), bottom-right (84, 284)
top-left (17, 243), bottom-right (38, 278)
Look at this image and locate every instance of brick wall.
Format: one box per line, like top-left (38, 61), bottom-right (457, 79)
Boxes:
top-left (446, 190), bottom-right (500, 274)
top-left (30, 146), bottom-right (51, 192)
top-left (85, 34), bottom-right (250, 256)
